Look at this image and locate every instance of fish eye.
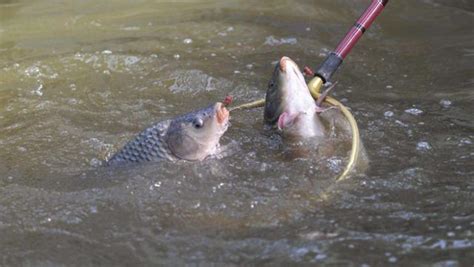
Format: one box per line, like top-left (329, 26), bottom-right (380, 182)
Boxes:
top-left (268, 81), bottom-right (275, 88)
top-left (193, 118), bottom-right (204, 129)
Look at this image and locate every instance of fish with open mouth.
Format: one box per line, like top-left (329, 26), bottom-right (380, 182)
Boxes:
top-left (264, 56), bottom-right (326, 139)
top-left (107, 102), bottom-right (230, 165)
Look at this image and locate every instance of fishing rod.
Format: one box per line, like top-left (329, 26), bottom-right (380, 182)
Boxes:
top-left (231, 0), bottom-right (390, 111)
top-left (308, 0), bottom-right (389, 96)
top-left (306, 0), bottom-right (389, 181)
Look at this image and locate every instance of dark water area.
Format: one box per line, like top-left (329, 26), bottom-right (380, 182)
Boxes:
top-left (0, 0), bottom-right (473, 266)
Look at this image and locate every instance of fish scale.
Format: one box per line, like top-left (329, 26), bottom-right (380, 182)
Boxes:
top-left (107, 120), bottom-right (177, 165)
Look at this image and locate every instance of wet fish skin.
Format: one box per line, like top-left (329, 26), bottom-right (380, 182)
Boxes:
top-left (107, 102), bottom-right (229, 165)
top-left (264, 56), bottom-right (325, 139)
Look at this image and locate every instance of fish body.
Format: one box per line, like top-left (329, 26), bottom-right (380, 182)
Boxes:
top-left (264, 56), bottom-right (325, 139)
top-left (107, 102), bottom-right (229, 165)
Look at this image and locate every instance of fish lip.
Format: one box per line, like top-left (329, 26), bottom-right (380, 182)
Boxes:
top-left (277, 112), bottom-right (287, 130)
top-left (215, 102), bottom-right (229, 125)
top-left (279, 56), bottom-right (299, 73)
top-left (279, 56), bottom-right (290, 72)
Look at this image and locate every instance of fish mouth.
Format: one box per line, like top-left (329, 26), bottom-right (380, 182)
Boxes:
top-left (279, 56), bottom-right (289, 72)
top-left (279, 56), bottom-right (299, 73)
top-left (215, 102), bottom-right (229, 125)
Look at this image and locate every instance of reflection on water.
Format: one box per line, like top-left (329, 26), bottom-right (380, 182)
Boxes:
top-left (1, 0), bottom-right (473, 265)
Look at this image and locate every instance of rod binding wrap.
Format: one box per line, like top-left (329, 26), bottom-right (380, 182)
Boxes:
top-left (314, 52), bottom-right (343, 83)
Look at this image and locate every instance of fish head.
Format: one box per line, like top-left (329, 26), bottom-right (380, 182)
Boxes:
top-left (264, 56), bottom-right (324, 138)
top-left (166, 102), bottom-right (229, 161)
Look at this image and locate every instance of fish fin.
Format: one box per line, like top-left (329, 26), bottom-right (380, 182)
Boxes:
top-left (315, 105), bottom-right (339, 114)
top-left (277, 112), bottom-right (297, 130)
top-left (278, 112), bottom-right (303, 130)
top-left (316, 81), bottom-right (338, 107)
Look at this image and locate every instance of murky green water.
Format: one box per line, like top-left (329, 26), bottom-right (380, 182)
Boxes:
top-left (1, 0), bottom-right (473, 265)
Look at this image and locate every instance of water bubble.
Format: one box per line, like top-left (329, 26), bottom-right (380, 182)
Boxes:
top-left (33, 83), bottom-right (44, 96)
top-left (388, 256), bottom-right (397, 263)
top-left (293, 247), bottom-right (309, 258)
top-left (384, 111), bottom-right (394, 117)
top-left (447, 231), bottom-right (455, 237)
top-left (17, 146), bottom-right (27, 152)
top-left (121, 26), bottom-right (140, 31)
top-left (314, 254), bottom-right (326, 260)
top-left (67, 98), bottom-right (78, 105)
top-left (90, 21), bottom-right (102, 27)
top-left (327, 157), bottom-right (343, 172)
top-left (25, 66), bottom-right (40, 77)
top-left (264, 35), bottom-right (297, 46)
top-left (90, 206), bottom-right (98, 213)
top-left (440, 99), bottom-right (452, 108)
top-left (405, 108), bottom-right (423, 115)
top-left (173, 54), bottom-right (180, 59)
top-left (89, 158), bottom-right (101, 167)
top-left (395, 120), bottom-right (408, 127)
top-left (250, 200), bottom-right (258, 208)
top-left (101, 50), bottom-right (112, 54)
top-left (432, 260), bottom-right (459, 267)
top-left (459, 138), bottom-right (472, 146)
top-left (183, 38), bottom-right (193, 44)
top-left (210, 53), bottom-right (216, 57)
top-left (246, 64), bottom-right (254, 70)
top-left (306, 27), bottom-right (311, 31)
top-left (452, 240), bottom-right (472, 249)
top-left (226, 26), bottom-right (234, 32)
top-left (430, 240), bottom-right (447, 249)
top-left (386, 85), bottom-right (393, 89)
top-left (416, 141), bottom-right (432, 151)
top-left (124, 56), bottom-right (140, 66)
top-left (74, 52), bottom-right (84, 61)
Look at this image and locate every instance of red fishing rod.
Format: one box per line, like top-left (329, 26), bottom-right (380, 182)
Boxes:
top-left (308, 0), bottom-right (389, 94)
top-left (230, 0), bottom-right (390, 112)
top-left (304, 0), bottom-right (389, 180)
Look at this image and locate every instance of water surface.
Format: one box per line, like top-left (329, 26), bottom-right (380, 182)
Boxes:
top-left (1, 0), bottom-right (473, 265)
